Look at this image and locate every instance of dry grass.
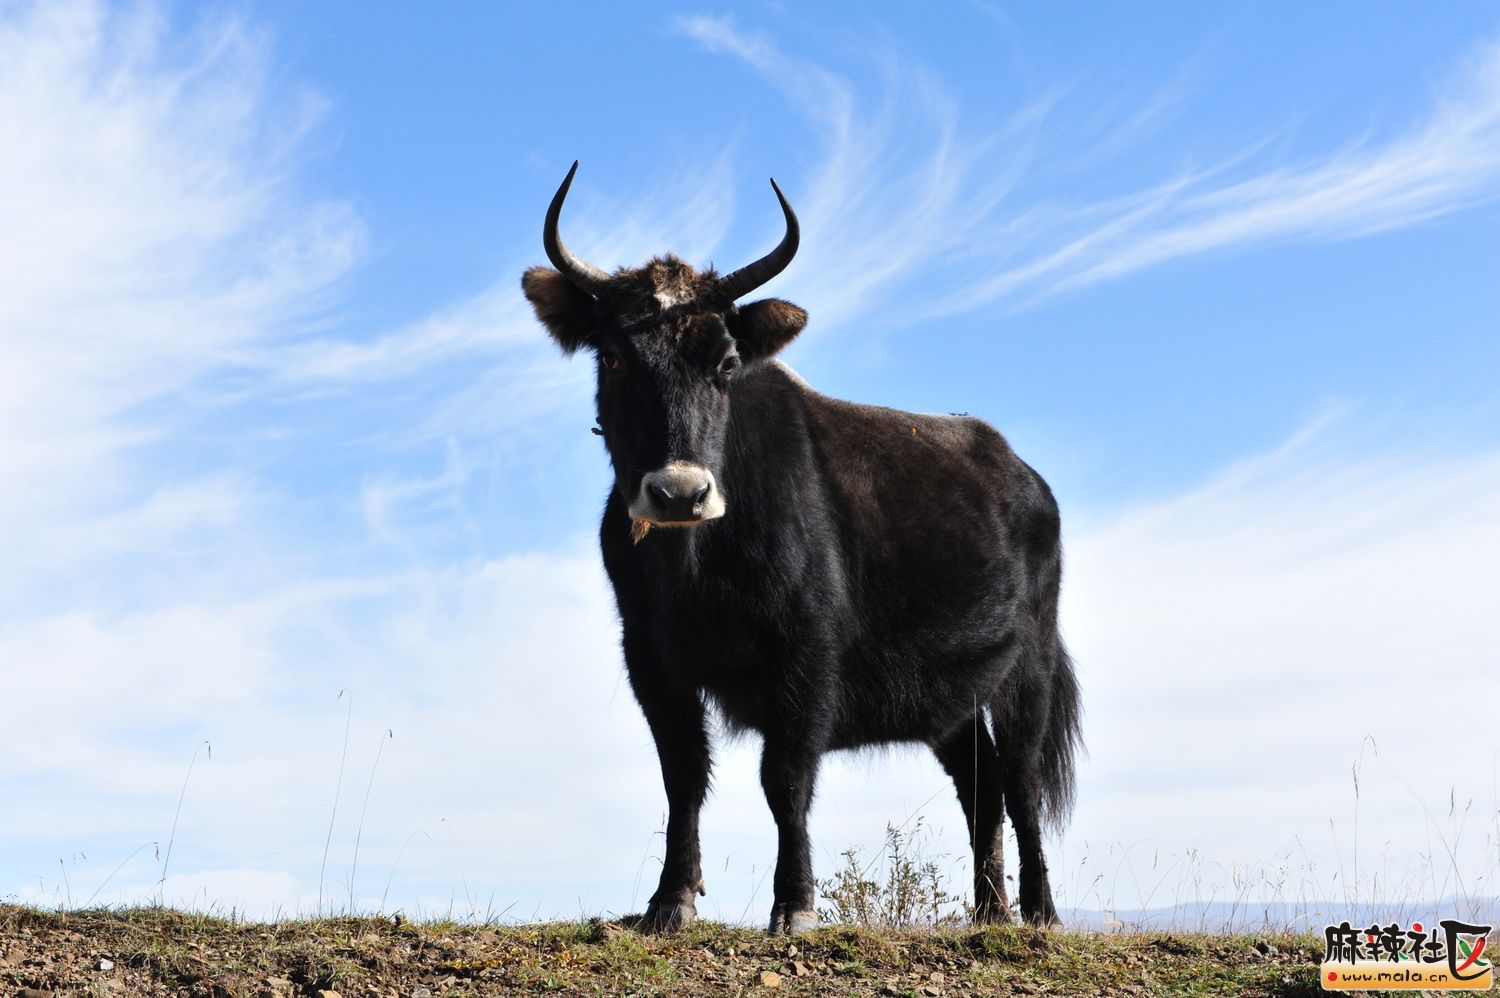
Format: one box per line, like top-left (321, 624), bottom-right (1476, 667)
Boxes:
top-left (0, 903), bottom-right (1326, 997)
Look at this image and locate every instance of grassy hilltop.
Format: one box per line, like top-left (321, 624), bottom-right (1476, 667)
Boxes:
top-left (0, 904), bottom-right (1328, 997)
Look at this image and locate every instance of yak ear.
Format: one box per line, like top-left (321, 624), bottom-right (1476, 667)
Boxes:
top-left (522, 266), bottom-right (597, 354)
top-left (727, 298), bottom-right (807, 360)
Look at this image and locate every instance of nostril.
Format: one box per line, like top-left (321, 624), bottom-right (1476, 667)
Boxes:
top-left (636, 468), bottom-right (717, 521)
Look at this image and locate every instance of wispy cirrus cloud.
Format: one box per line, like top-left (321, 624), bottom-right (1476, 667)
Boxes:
top-left (0, 0), bottom-right (364, 579)
top-left (263, 150), bottom-right (741, 387)
top-left (938, 37), bottom-right (1500, 314)
top-left (260, 19), bottom-right (1500, 400)
top-left (677, 16), bottom-right (1500, 325)
top-left (676, 14), bottom-right (1046, 331)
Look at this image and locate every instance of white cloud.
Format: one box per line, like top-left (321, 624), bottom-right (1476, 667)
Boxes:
top-left (0, 0), bottom-right (363, 576)
top-left (677, 15), bottom-right (1047, 332)
top-left (678, 17), bottom-right (1500, 326)
top-left (261, 150), bottom-right (740, 389)
top-left (1056, 422), bottom-right (1500, 918)
top-left (10, 424), bottom-right (1498, 925)
top-left (0, 474), bottom-right (261, 585)
top-left (240, 18), bottom-right (1500, 435)
top-left (939, 37), bottom-right (1500, 312)
top-left (0, 551), bottom-right (648, 915)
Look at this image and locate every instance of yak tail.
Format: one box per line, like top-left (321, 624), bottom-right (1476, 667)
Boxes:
top-left (1036, 637), bottom-right (1084, 834)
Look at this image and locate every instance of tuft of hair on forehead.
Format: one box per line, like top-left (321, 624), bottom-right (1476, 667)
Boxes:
top-left (603, 255), bottom-right (724, 322)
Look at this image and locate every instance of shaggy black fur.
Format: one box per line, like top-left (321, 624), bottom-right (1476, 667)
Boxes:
top-left (522, 256), bottom-right (1082, 934)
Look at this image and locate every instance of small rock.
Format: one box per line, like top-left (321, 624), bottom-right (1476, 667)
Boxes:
top-left (792, 960), bottom-right (809, 976)
top-left (786, 943), bottom-right (798, 957)
top-left (98, 957), bottom-right (115, 971)
top-left (759, 969), bottom-right (782, 987)
top-left (923, 988), bottom-right (943, 997)
top-left (411, 989), bottom-right (432, 998)
top-left (316, 991), bottom-right (342, 998)
top-left (265, 978), bottom-right (292, 992)
top-left (929, 970), bottom-right (946, 983)
top-left (20, 989), bottom-right (52, 998)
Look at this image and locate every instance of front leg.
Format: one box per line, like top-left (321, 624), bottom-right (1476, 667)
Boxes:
top-left (624, 629), bottom-right (712, 933)
top-left (761, 735), bottom-right (822, 935)
top-left (759, 682), bottom-right (832, 936)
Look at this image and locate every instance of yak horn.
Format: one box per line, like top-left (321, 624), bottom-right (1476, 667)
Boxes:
top-left (543, 161), bottom-right (613, 297)
top-left (717, 179), bottom-right (799, 302)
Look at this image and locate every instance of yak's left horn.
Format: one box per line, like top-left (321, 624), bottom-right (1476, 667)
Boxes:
top-left (717, 179), bottom-right (799, 302)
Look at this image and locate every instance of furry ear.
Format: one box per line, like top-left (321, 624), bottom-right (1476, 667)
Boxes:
top-left (727, 298), bottom-right (807, 360)
top-left (521, 267), bottom-right (597, 354)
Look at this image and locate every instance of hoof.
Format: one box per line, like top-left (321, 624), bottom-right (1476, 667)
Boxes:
top-left (768, 906), bottom-right (818, 935)
top-left (973, 900), bottom-right (1014, 926)
top-left (1021, 908), bottom-right (1062, 930)
top-left (640, 897), bottom-right (696, 934)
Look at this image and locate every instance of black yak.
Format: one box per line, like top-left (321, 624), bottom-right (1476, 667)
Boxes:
top-left (522, 163), bottom-right (1081, 934)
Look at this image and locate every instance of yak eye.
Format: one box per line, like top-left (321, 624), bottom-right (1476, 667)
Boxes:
top-left (600, 351), bottom-right (622, 372)
top-left (717, 354), bottom-right (741, 377)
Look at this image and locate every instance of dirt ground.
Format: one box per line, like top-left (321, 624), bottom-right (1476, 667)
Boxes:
top-left (1, 904), bottom-right (1329, 996)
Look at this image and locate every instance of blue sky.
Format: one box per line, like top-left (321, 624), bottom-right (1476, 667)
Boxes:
top-left (2, 1), bottom-right (1498, 924)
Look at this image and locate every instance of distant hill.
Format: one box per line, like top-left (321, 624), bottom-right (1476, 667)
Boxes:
top-left (1061, 896), bottom-right (1500, 932)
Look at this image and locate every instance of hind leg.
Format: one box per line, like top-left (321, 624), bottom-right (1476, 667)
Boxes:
top-left (932, 713), bottom-right (1010, 924)
top-left (1004, 772), bottom-right (1060, 926)
top-left (994, 707), bottom-right (1062, 927)
top-left (991, 642), bottom-right (1071, 927)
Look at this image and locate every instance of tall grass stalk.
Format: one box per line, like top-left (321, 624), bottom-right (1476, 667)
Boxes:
top-left (379, 829), bottom-right (429, 915)
top-left (158, 740), bottom-right (210, 907)
top-left (349, 728), bottom-right (393, 912)
top-left (1352, 734), bottom-right (1377, 911)
top-left (319, 690), bottom-right (353, 915)
top-left (85, 841), bottom-right (158, 907)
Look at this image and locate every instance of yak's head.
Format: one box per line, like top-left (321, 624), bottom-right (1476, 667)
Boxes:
top-left (522, 162), bottom-right (806, 532)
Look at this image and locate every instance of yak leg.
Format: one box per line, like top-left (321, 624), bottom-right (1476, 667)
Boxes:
top-left (625, 632), bottom-right (712, 933)
top-left (933, 713), bottom-right (1011, 924)
top-left (1005, 773), bottom-right (1060, 926)
top-left (760, 710), bottom-right (828, 935)
top-left (994, 691), bottom-right (1062, 927)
